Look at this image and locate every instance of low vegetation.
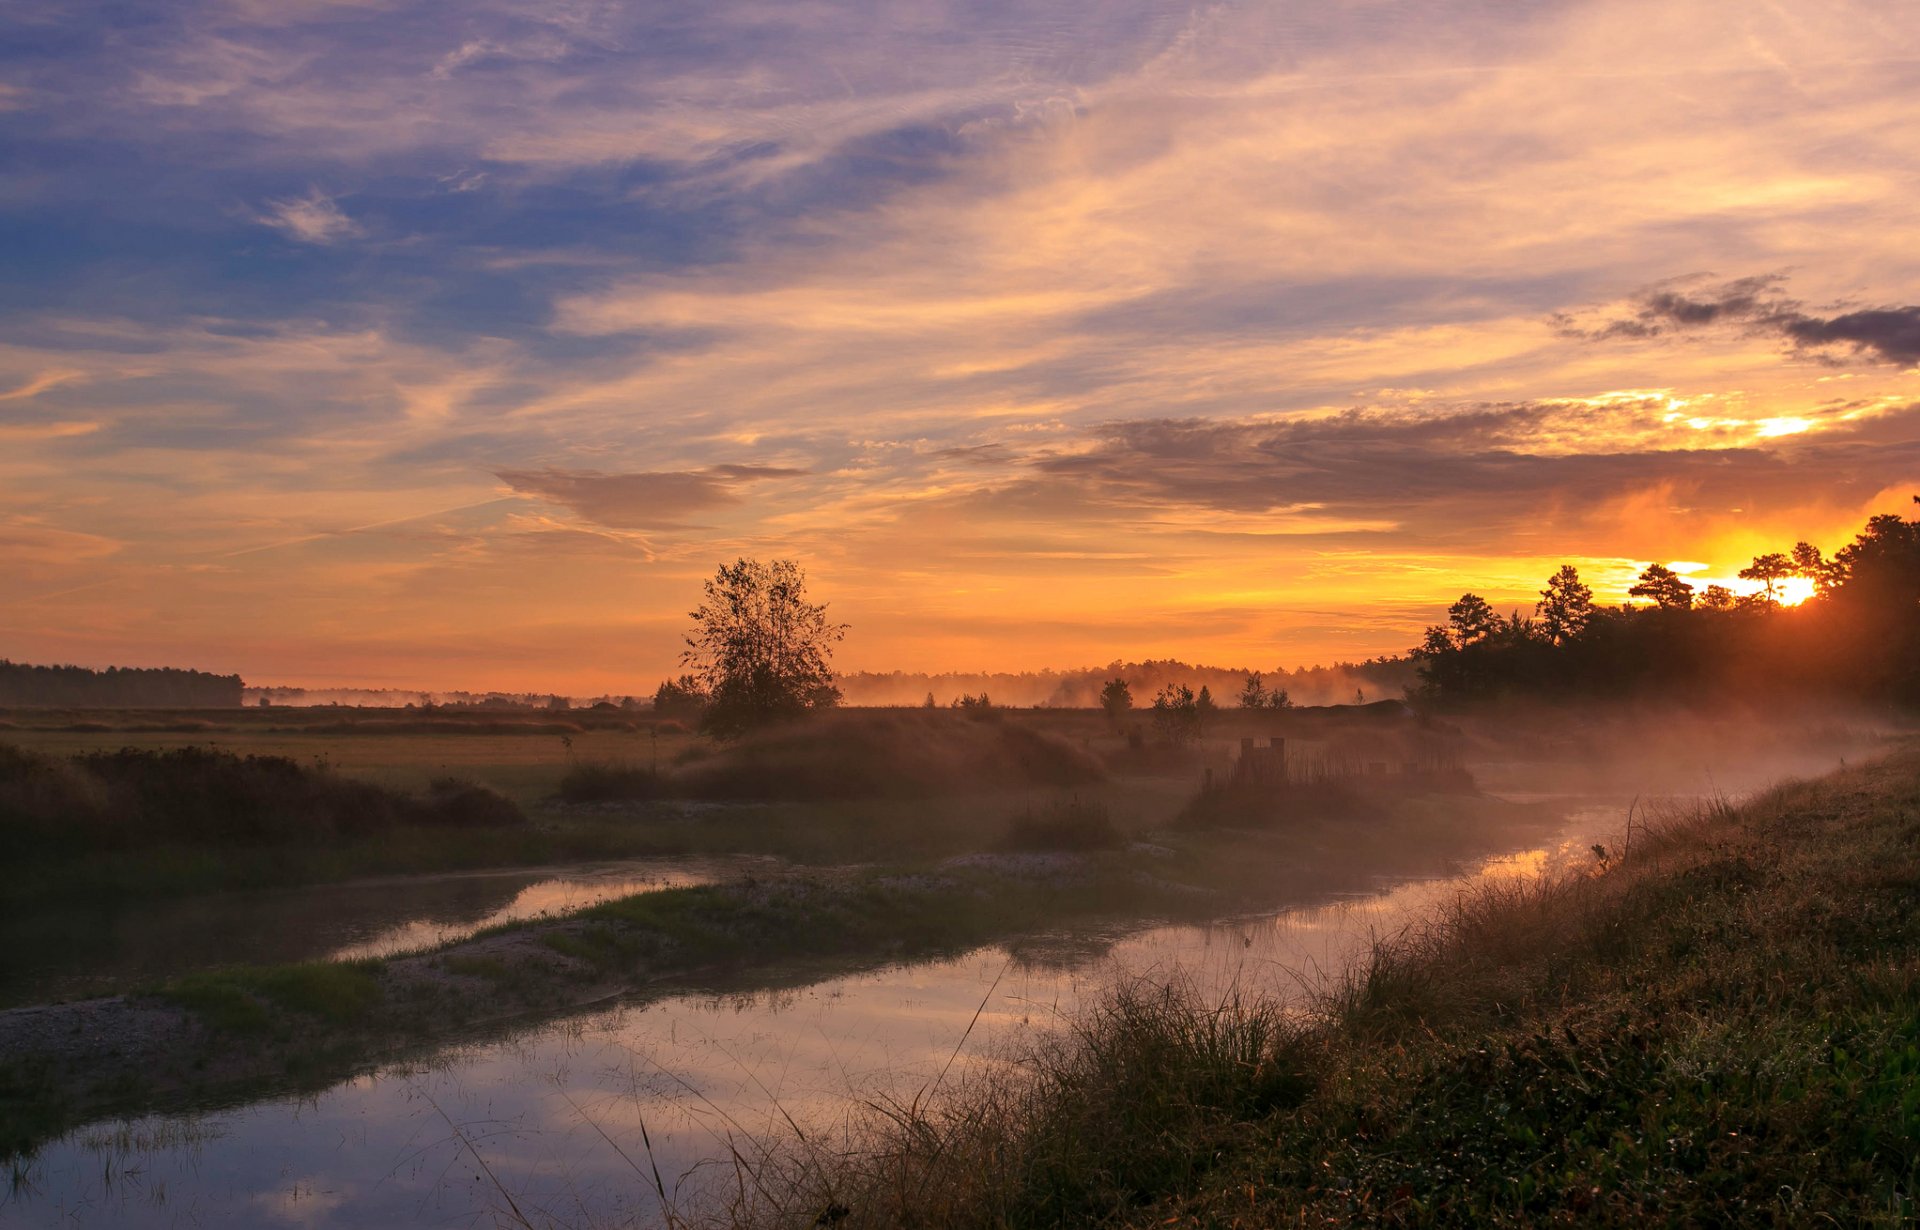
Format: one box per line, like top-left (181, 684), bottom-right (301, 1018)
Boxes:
top-left (668, 709), bottom-right (1107, 800)
top-left (737, 744), bottom-right (1920, 1227)
top-left (0, 744), bottom-right (525, 855)
top-left (999, 797), bottom-right (1127, 851)
top-left (557, 759), bottom-right (667, 803)
top-left (0, 780), bottom-right (1564, 1159)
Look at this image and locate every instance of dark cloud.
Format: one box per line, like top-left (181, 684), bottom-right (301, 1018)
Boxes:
top-left (1007, 403), bottom-right (1920, 547)
top-left (495, 464), bottom-right (804, 528)
top-left (1563, 275), bottom-right (1920, 367)
top-left (1779, 308), bottom-right (1920, 367)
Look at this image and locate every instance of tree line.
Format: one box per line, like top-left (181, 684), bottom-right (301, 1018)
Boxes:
top-left (0, 660), bottom-right (245, 708)
top-left (1412, 502), bottom-right (1920, 705)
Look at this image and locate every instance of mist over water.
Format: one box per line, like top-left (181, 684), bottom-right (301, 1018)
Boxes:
top-left (3, 716), bottom-right (1881, 1230)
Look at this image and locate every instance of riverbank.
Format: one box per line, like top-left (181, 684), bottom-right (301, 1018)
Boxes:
top-left (748, 741), bottom-right (1920, 1226)
top-left (0, 790), bottom-right (1555, 1160)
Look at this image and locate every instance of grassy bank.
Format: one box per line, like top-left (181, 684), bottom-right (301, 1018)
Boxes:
top-left (0, 787), bottom-right (1558, 1160)
top-left (742, 744), bottom-right (1920, 1227)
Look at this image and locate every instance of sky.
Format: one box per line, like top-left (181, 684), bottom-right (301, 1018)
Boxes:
top-left (2, 0), bottom-right (1919, 693)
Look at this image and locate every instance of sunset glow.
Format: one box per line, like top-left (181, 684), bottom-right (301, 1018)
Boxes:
top-left (3, 1), bottom-right (1919, 692)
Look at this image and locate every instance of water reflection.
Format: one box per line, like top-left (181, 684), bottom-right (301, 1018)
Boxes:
top-left (2, 810), bottom-right (1624, 1229)
top-left (0, 859), bottom-right (746, 1009)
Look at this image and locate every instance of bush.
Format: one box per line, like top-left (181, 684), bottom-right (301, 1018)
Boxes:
top-left (419, 778), bottom-right (527, 827)
top-left (0, 743), bottom-right (527, 852)
top-left (999, 797), bottom-right (1126, 851)
top-left (75, 746), bottom-right (409, 842)
top-left (557, 761), bottom-right (665, 804)
top-left (670, 710), bottom-right (1107, 801)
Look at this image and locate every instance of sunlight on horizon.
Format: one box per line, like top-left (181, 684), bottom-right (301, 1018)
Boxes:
top-left (0, 0), bottom-right (1917, 689)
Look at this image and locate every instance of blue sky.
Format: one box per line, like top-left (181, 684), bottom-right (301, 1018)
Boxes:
top-left (3, 0), bottom-right (1919, 689)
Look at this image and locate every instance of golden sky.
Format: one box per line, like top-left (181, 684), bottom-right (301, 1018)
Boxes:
top-left (2, 0), bottom-right (1918, 692)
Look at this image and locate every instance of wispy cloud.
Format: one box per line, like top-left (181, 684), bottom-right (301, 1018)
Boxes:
top-left (495, 464), bottom-right (807, 529)
top-left (3, 0), bottom-right (1920, 685)
top-left (252, 189), bottom-right (359, 243)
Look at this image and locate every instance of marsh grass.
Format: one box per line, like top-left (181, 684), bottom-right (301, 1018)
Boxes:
top-left (719, 750), bottom-right (1920, 1228)
top-left (997, 798), bottom-right (1125, 852)
top-left (559, 760), bottom-right (667, 803)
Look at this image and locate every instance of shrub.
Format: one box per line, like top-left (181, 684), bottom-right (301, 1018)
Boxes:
top-left (557, 761), bottom-right (665, 804)
top-left (999, 797), bottom-right (1125, 851)
top-left (671, 710), bottom-right (1106, 801)
top-left (419, 778), bottom-right (527, 827)
top-left (0, 743), bottom-right (526, 851)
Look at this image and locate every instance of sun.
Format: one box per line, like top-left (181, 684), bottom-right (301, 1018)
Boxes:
top-left (1778, 576), bottom-right (1816, 607)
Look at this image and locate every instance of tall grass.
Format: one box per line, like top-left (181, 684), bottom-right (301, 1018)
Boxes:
top-left (997, 797), bottom-right (1125, 852)
top-left (724, 975), bottom-right (1308, 1229)
top-left (714, 754), bottom-right (1920, 1227)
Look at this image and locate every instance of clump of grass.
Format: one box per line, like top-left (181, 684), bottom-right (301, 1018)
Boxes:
top-left (742, 977), bottom-right (1308, 1227)
top-left (420, 777), bottom-right (526, 827)
top-left (557, 760), bottom-right (665, 803)
top-left (158, 960), bottom-right (386, 1033)
top-left (998, 797), bottom-right (1125, 851)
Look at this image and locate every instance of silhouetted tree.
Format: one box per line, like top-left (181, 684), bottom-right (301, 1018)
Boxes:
top-left (1447, 593), bottom-right (1502, 644)
top-left (1536, 565), bottom-right (1594, 645)
top-left (682, 558), bottom-right (845, 738)
top-left (1628, 563), bottom-right (1694, 611)
top-left (1238, 672), bottom-right (1266, 709)
top-left (1099, 677), bottom-right (1133, 720)
top-left (1407, 502), bottom-right (1920, 707)
top-left (1739, 552), bottom-right (1794, 607)
top-left (1791, 541), bottom-right (1839, 596)
top-left (1267, 686), bottom-right (1292, 709)
top-left (1150, 683), bottom-right (1201, 745)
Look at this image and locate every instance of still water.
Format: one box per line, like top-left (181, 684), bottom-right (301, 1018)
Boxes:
top-left (2, 806), bottom-right (1630, 1229)
top-left (0, 859), bottom-right (752, 1009)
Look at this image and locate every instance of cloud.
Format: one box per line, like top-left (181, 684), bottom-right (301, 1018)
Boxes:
top-left (253, 189), bottom-right (359, 244)
top-left (1011, 401), bottom-right (1920, 547)
top-left (1564, 275), bottom-right (1920, 367)
top-left (494, 464), bottom-right (805, 529)
top-left (1779, 307), bottom-right (1920, 368)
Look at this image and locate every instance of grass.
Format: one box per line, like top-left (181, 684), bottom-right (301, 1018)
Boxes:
top-left (558, 759), bottom-right (667, 802)
top-left (157, 960), bottom-right (388, 1033)
top-left (0, 743), bottom-right (527, 853)
top-left (733, 744), bottom-right (1920, 1227)
top-left (999, 797), bottom-right (1127, 851)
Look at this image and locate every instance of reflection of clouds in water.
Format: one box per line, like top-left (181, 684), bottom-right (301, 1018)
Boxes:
top-left (249, 1177), bottom-right (354, 1228)
top-left (11, 797), bottom-right (1673, 1228)
top-left (326, 866), bottom-right (722, 961)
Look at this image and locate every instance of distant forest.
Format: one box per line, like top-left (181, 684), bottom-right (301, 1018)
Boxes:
top-left (0, 660), bottom-right (244, 708)
top-left (1413, 503), bottom-right (1920, 706)
top-left (835, 658), bottom-right (1413, 709)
